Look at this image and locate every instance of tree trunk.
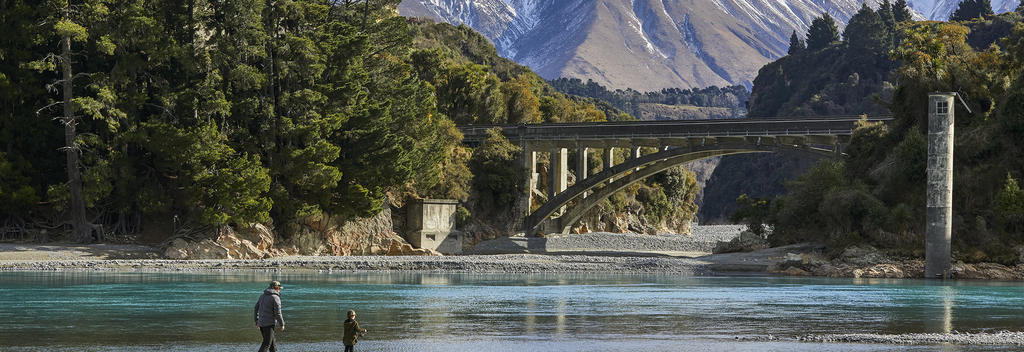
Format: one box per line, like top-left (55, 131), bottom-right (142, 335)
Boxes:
top-left (61, 35), bottom-right (91, 243)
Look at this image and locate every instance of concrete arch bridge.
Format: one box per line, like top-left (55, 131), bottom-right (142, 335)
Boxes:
top-left (459, 116), bottom-right (893, 235)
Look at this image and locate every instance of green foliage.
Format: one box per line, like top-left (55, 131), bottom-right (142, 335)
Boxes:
top-left (951, 0), bottom-right (995, 21)
top-left (469, 129), bottom-right (523, 215)
top-left (806, 14), bottom-right (839, 51)
top-left (845, 4), bottom-right (888, 63)
top-left (788, 31), bottom-right (806, 55)
top-left (454, 205), bottom-right (472, 228)
top-left (643, 166), bottom-right (699, 228)
top-left (549, 77), bottom-right (749, 119)
top-left (995, 174), bottom-right (1024, 232)
top-left (745, 13), bottom-right (1024, 262)
top-left (893, 0), bottom-right (913, 22)
top-left (0, 0), bottom-right (469, 240)
top-left (408, 19), bottom-right (625, 124)
top-left (0, 153), bottom-right (40, 217)
top-left (730, 194), bottom-right (770, 237)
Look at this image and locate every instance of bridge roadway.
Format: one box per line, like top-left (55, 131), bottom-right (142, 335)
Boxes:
top-left (458, 115), bottom-right (893, 235)
top-left (460, 116), bottom-right (893, 145)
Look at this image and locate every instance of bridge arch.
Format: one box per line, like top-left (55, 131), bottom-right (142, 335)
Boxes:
top-left (458, 116), bottom-right (893, 235)
top-left (525, 144), bottom-right (836, 235)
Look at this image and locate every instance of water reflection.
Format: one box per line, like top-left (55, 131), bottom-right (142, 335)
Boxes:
top-left (1, 272), bottom-right (1023, 351)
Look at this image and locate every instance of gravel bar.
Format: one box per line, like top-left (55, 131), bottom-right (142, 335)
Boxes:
top-left (0, 254), bottom-right (713, 274)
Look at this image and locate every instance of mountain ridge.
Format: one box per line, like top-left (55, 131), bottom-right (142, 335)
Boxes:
top-left (399, 0), bottom-right (915, 90)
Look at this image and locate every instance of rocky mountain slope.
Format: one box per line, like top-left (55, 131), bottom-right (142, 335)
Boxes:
top-left (400, 0), bottom-right (905, 91)
top-left (909, 0), bottom-right (1019, 20)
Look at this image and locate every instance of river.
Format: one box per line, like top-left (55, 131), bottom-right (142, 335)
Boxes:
top-left (1, 271), bottom-right (1022, 351)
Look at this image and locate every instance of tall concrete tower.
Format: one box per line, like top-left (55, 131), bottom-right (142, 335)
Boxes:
top-left (926, 93), bottom-right (955, 278)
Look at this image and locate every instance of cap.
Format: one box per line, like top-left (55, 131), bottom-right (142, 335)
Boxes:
top-left (269, 281), bottom-right (283, 288)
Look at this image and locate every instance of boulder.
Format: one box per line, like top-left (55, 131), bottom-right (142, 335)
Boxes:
top-left (783, 267), bottom-right (810, 276)
top-left (162, 224), bottom-right (274, 260)
top-left (951, 263), bottom-right (1021, 280)
top-left (839, 245), bottom-right (890, 266)
top-left (386, 239), bottom-right (442, 256)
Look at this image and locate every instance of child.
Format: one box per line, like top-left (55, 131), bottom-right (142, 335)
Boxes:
top-left (342, 309), bottom-right (367, 352)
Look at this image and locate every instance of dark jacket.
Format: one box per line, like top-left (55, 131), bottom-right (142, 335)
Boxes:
top-left (343, 318), bottom-right (366, 346)
top-left (254, 289), bottom-right (284, 328)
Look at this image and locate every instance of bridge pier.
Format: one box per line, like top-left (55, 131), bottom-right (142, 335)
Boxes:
top-left (577, 147), bottom-right (589, 198)
top-left (926, 93), bottom-right (955, 279)
top-left (605, 147), bottom-right (616, 182)
top-left (521, 147), bottom-right (537, 217)
top-left (630, 146), bottom-right (641, 171)
top-left (549, 147), bottom-right (568, 215)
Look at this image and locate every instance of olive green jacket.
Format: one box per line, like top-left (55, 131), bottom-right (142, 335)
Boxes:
top-left (343, 318), bottom-right (366, 346)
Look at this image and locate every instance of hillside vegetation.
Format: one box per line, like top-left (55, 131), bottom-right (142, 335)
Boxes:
top-left (732, 4), bottom-right (1024, 263)
top-left (0, 2), bottom-right (697, 245)
top-left (549, 78), bottom-right (748, 120)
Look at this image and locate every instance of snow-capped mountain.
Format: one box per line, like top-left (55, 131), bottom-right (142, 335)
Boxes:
top-left (908, 0), bottom-right (1019, 20)
top-left (398, 0), bottom-right (1015, 90)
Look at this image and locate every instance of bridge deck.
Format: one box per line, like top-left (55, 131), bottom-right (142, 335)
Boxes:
top-left (460, 116), bottom-right (893, 143)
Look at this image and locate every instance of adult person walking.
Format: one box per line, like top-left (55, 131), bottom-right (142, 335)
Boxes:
top-left (254, 281), bottom-right (285, 352)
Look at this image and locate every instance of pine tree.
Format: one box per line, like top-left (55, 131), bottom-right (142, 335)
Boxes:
top-left (29, 0), bottom-right (123, 242)
top-left (844, 5), bottom-right (886, 52)
top-left (806, 14), bottom-right (840, 51)
top-left (952, 0), bottom-right (994, 21)
top-left (878, 0), bottom-right (896, 31)
top-left (788, 30), bottom-right (806, 55)
top-left (893, 0), bottom-right (912, 22)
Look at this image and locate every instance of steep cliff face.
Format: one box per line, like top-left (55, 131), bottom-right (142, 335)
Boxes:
top-left (400, 0), bottom-right (906, 91)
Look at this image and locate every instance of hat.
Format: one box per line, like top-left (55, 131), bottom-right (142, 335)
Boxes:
top-left (269, 281), bottom-right (283, 288)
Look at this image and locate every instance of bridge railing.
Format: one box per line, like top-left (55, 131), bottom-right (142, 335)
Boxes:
top-left (459, 116), bottom-right (893, 143)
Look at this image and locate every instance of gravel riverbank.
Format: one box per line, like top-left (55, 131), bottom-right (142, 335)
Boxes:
top-left (0, 254), bottom-right (712, 274)
top-left (471, 226), bottom-right (744, 255)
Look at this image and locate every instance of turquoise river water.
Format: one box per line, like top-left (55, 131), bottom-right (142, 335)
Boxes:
top-left (1, 271), bottom-right (1022, 351)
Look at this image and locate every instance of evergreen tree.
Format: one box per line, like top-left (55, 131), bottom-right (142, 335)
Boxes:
top-left (951, 0), bottom-right (995, 21)
top-left (844, 4), bottom-right (886, 55)
top-left (878, 0), bottom-right (896, 31)
top-left (29, 0), bottom-right (126, 242)
top-left (788, 30), bottom-right (806, 55)
top-left (893, 0), bottom-right (913, 22)
top-left (806, 14), bottom-right (840, 51)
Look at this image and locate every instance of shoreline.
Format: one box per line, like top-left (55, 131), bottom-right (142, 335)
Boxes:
top-left (1, 235), bottom-right (1022, 280)
top-left (0, 253), bottom-right (714, 274)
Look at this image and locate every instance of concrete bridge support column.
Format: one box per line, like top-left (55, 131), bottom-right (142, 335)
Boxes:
top-left (549, 148), bottom-right (568, 214)
top-left (521, 148), bottom-right (537, 216)
top-left (926, 93), bottom-right (955, 279)
top-left (630, 146), bottom-right (642, 171)
top-left (577, 147), bottom-right (589, 198)
top-left (605, 147), bottom-right (616, 182)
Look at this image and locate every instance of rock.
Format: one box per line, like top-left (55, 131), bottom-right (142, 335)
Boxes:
top-left (164, 239), bottom-right (190, 259)
top-left (839, 245), bottom-right (890, 266)
top-left (285, 205), bottom-right (404, 256)
top-left (386, 239), bottom-right (442, 256)
top-left (858, 264), bottom-right (906, 278)
top-left (951, 262), bottom-right (1021, 280)
top-left (783, 267), bottom-right (810, 276)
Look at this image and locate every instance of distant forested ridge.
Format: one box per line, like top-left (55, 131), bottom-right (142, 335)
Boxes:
top-left (549, 78), bottom-right (749, 120)
top-left (731, 3), bottom-right (1024, 263)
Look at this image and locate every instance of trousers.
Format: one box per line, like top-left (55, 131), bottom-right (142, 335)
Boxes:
top-left (258, 325), bottom-right (276, 352)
